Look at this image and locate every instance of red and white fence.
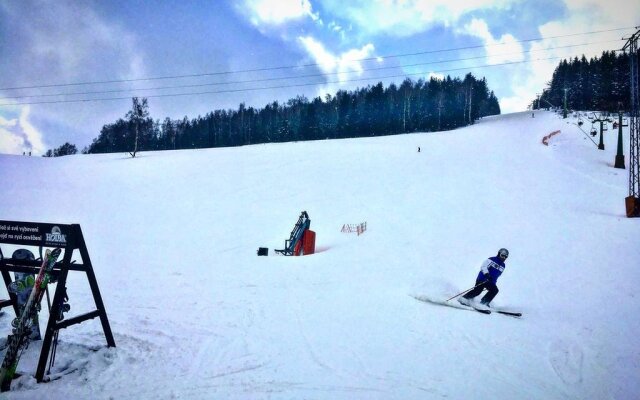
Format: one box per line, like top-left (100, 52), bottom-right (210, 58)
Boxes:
top-left (341, 222), bottom-right (367, 236)
top-left (542, 130), bottom-right (561, 146)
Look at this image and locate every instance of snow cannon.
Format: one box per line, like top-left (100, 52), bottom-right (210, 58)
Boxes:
top-left (274, 211), bottom-right (316, 256)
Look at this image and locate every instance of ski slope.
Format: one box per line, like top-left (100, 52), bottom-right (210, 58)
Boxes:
top-left (0, 110), bottom-right (638, 399)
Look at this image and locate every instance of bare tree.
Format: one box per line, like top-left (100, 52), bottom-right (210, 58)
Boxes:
top-left (126, 97), bottom-right (149, 157)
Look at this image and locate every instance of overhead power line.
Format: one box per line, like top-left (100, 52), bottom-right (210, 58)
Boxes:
top-left (0, 26), bottom-right (635, 92)
top-left (2, 39), bottom-right (620, 101)
top-left (0, 56), bottom-right (567, 106)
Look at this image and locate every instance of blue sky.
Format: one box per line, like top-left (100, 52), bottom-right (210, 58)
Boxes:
top-left (0, 0), bottom-right (637, 155)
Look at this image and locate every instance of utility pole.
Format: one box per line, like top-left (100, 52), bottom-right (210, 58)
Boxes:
top-left (590, 114), bottom-right (611, 150)
top-left (563, 88), bottom-right (568, 119)
top-left (615, 110), bottom-right (628, 169)
top-left (622, 27), bottom-right (640, 217)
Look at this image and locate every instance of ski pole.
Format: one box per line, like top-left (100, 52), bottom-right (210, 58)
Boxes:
top-left (446, 281), bottom-right (486, 302)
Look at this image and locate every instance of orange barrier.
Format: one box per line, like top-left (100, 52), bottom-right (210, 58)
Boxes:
top-left (542, 130), bottom-right (561, 146)
top-left (302, 230), bottom-right (316, 255)
top-left (292, 229), bottom-right (316, 256)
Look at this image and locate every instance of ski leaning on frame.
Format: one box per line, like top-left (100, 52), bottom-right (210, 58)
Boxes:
top-left (0, 248), bottom-right (62, 392)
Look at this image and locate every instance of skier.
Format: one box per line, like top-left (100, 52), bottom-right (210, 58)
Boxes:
top-left (458, 248), bottom-right (509, 308)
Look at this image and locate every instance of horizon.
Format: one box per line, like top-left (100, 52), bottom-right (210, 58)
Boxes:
top-left (1, 0), bottom-right (638, 155)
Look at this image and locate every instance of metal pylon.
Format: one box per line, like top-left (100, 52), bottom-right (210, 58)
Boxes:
top-left (623, 29), bottom-right (640, 216)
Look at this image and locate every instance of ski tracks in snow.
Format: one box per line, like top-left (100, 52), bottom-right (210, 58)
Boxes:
top-left (186, 300), bottom-right (267, 382)
top-left (188, 333), bottom-right (266, 380)
top-left (548, 339), bottom-right (584, 386)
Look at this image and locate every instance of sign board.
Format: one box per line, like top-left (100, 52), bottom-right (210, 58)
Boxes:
top-left (0, 221), bottom-right (70, 247)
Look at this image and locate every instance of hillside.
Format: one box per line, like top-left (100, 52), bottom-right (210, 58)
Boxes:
top-left (0, 110), bottom-right (638, 400)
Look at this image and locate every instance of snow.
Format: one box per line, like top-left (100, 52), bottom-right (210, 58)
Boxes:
top-left (0, 110), bottom-right (639, 399)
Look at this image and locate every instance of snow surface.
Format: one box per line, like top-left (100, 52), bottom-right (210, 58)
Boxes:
top-left (0, 110), bottom-right (638, 399)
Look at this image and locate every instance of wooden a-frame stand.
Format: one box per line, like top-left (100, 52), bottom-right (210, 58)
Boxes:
top-left (0, 220), bottom-right (115, 385)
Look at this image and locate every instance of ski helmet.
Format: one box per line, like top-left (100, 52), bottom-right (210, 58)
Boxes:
top-left (12, 248), bottom-right (35, 261)
top-left (12, 249), bottom-right (36, 285)
top-left (497, 248), bottom-right (509, 260)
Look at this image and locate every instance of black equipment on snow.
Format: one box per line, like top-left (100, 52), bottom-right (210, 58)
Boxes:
top-left (275, 211), bottom-right (313, 256)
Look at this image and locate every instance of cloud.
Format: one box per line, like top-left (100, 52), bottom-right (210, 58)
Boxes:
top-left (244, 0), bottom-right (319, 26)
top-left (298, 36), bottom-right (376, 95)
top-left (0, 1), bottom-right (146, 87)
top-left (562, 0), bottom-right (639, 27)
top-left (0, 107), bottom-right (46, 155)
top-left (462, 19), bottom-right (525, 64)
top-left (0, 115), bottom-right (22, 155)
top-left (0, 1), bottom-right (146, 154)
top-left (298, 36), bottom-right (377, 97)
top-left (321, 0), bottom-right (513, 37)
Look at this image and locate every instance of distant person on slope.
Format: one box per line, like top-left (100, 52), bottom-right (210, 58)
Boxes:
top-left (458, 248), bottom-right (509, 308)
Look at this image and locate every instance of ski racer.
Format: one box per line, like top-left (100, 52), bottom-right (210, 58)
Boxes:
top-left (458, 248), bottom-right (509, 307)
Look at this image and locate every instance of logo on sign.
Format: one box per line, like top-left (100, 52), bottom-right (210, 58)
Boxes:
top-left (46, 226), bottom-right (67, 244)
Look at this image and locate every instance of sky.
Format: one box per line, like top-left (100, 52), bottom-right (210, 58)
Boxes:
top-left (0, 0), bottom-right (637, 155)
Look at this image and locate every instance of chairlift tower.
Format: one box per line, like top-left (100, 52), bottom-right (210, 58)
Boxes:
top-left (589, 113), bottom-right (611, 150)
top-left (622, 28), bottom-right (640, 217)
top-left (615, 110), bottom-right (628, 169)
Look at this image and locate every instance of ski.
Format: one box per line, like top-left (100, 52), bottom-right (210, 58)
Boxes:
top-left (413, 295), bottom-right (488, 314)
top-left (0, 248), bottom-right (62, 392)
top-left (458, 303), bottom-right (492, 314)
top-left (496, 310), bottom-right (522, 317)
top-left (42, 367), bottom-right (78, 383)
top-left (412, 295), bottom-right (521, 317)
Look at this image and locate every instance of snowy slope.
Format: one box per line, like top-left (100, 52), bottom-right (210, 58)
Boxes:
top-left (0, 111), bottom-right (638, 400)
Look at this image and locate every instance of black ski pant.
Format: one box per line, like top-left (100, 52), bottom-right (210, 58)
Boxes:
top-left (463, 278), bottom-right (499, 304)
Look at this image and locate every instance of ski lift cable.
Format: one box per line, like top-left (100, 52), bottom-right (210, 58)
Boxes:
top-left (0, 56), bottom-right (567, 106)
top-left (1, 39), bottom-right (620, 100)
top-left (0, 25), bottom-right (635, 91)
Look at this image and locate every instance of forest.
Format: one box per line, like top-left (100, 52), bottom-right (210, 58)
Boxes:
top-left (45, 49), bottom-right (635, 157)
top-left (532, 50), bottom-right (630, 112)
top-left (75, 74), bottom-right (500, 155)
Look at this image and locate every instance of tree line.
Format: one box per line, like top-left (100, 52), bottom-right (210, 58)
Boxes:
top-left (532, 50), bottom-right (630, 112)
top-left (46, 74), bottom-right (501, 156)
